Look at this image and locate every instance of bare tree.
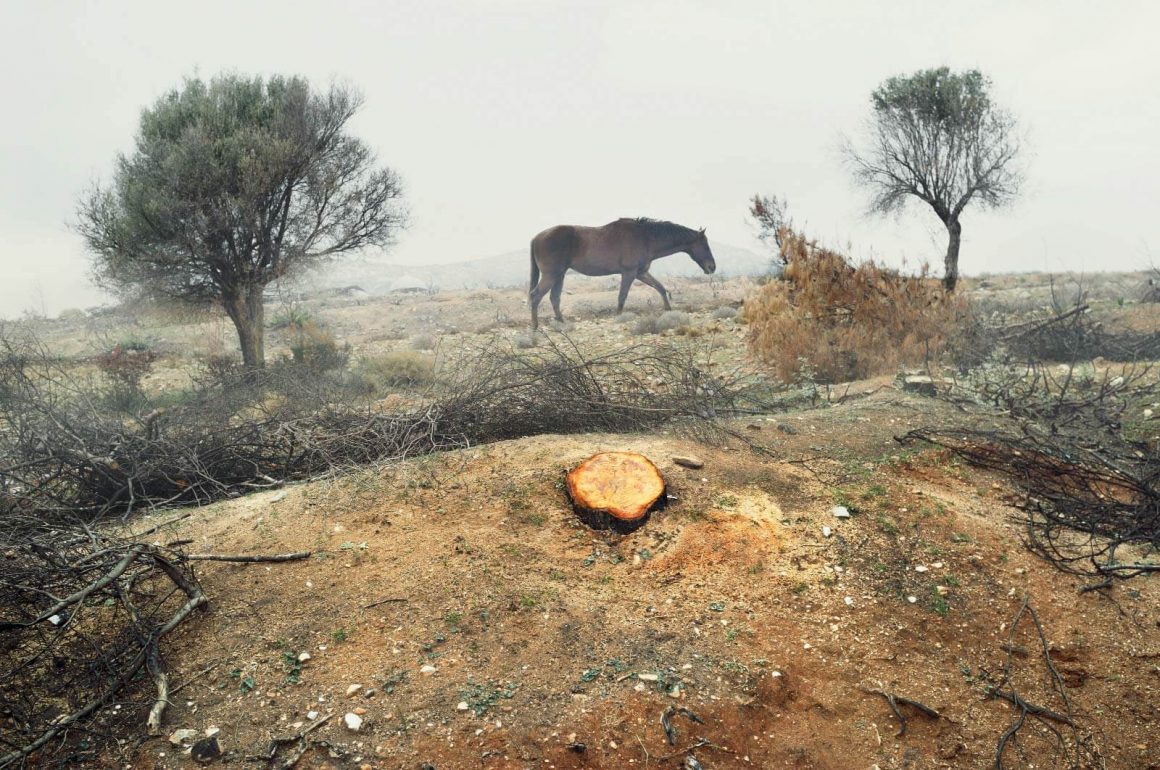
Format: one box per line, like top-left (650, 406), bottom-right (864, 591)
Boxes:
top-left (845, 67), bottom-right (1022, 291)
top-left (77, 74), bottom-right (406, 367)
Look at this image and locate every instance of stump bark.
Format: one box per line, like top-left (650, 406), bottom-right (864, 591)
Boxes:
top-left (566, 452), bottom-right (666, 533)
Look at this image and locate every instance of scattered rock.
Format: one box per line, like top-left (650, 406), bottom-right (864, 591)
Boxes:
top-left (671, 455), bottom-right (704, 470)
top-left (901, 375), bottom-right (952, 396)
top-left (822, 526), bottom-right (833, 538)
top-left (776, 423), bottom-right (798, 435)
top-left (344, 712), bottom-right (363, 731)
top-left (306, 710), bottom-right (319, 720)
top-left (831, 505), bottom-right (850, 519)
top-left (907, 595), bottom-right (918, 604)
top-left (190, 736), bottom-right (222, 763)
top-left (420, 664), bottom-right (437, 675)
top-left (346, 684), bottom-right (362, 697)
top-left (169, 729), bottom-right (198, 746)
top-left (914, 565), bottom-right (929, 573)
top-left (457, 701), bottom-right (469, 711)
top-left (296, 651), bottom-right (311, 663)
top-left (204, 726), bottom-right (220, 737)
top-left (637, 673), bottom-right (660, 682)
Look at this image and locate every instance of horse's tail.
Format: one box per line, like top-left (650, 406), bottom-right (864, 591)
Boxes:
top-left (529, 241), bottom-right (540, 301)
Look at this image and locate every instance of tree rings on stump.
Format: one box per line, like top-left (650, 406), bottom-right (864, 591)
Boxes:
top-left (566, 452), bottom-right (666, 533)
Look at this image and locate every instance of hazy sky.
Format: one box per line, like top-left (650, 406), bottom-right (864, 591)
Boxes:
top-left (1, 0), bottom-right (1157, 316)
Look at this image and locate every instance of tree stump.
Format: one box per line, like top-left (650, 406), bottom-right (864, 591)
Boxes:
top-left (566, 452), bottom-right (666, 533)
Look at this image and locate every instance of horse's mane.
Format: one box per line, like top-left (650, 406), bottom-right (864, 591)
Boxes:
top-left (628, 217), bottom-right (698, 243)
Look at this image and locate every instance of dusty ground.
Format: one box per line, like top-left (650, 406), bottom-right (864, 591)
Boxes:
top-left (16, 271), bottom-right (1160, 769)
top-left (93, 387), bottom-right (1159, 770)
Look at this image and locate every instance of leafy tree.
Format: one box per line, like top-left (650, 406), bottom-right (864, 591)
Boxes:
top-left (845, 67), bottom-right (1022, 291)
top-left (78, 74), bottom-right (405, 367)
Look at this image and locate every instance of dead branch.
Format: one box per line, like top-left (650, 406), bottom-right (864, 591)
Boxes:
top-left (860, 686), bottom-right (940, 737)
top-left (183, 551), bottom-right (311, 563)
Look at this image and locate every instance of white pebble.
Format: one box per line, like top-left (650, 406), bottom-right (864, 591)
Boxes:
top-left (344, 713), bottom-right (363, 731)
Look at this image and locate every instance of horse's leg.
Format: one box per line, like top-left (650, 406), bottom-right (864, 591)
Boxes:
top-left (549, 275), bottom-right (566, 322)
top-left (529, 274), bottom-right (555, 331)
top-left (636, 271), bottom-right (672, 310)
top-left (616, 271), bottom-right (634, 313)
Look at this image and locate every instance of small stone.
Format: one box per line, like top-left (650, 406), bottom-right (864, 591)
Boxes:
top-left (1145, 408), bottom-right (1154, 418)
top-left (204, 727), bottom-right (220, 738)
top-left (420, 664), bottom-right (437, 675)
top-left (776, 423), bottom-right (798, 435)
top-left (346, 684), bottom-right (362, 697)
top-left (936, 585), bottom-right (950, 596)
top-left (637, 673), bottom-right (660, 682)
top-left (297, 652), bottom-right (311, 663)
top-left (354, 707), bottom-right (367, 716)
top-left (169, 729), bottom-right (198, 746)
top-left (344, 712), bottom-right (363, 731)
top-left (306, 710), bottom-right (319, 720)
top-left (457, 701), bottom-right (470, 711)
top-left (831, 506), bottom-right (850, 519)
top-left (672, 455), bottom-right (704, 469)
top-left (932, 561), bottom-right (944, 569)
top-left (914, 565), bottom-right (928, 573)
top-left (844, 596), bottom-right (854, 606)
top-left (191, 736), bottom-right (222, 763)
top-left (822, 526), bottom-right (832, 538)
top-left (907, 595), bottom-right (918, 604)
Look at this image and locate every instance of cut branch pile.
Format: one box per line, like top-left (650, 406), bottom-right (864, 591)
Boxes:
top-left (903, 339), bottom-right (1160, 578)
top-left (0, 513), bottom-right (207, 768)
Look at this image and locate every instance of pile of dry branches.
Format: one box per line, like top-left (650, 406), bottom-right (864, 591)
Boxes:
top-left (0, 513), bottom-right (207, 767)
top-left (904, 342), bottom-right (1160, 580)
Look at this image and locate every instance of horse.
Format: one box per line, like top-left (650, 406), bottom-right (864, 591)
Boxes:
top-left (528, 217), bottom-right (716, 330)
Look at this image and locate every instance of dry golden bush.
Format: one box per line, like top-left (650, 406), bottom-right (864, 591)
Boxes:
top-left (743, 227), bottom-right (971, 383)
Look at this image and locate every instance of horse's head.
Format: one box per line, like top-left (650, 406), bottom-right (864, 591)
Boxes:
top-left (688, 228), bottom-right (716, 274)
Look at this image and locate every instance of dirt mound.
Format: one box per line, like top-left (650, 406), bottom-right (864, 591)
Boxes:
top-left (89, 391), bottom-right (1157, 769)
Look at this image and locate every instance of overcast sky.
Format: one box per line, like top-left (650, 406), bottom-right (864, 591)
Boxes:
top-left (1, 0), bottom-right (1157, 316)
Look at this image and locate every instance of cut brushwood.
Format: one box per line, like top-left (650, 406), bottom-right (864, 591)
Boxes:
top-left (566, 452), bottom-right (666, 533)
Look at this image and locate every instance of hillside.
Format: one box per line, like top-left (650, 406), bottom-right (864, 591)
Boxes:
top-left (305, 241), bottom-right (774, 295)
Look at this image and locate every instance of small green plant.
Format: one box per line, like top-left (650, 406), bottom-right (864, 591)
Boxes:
top-left (929, 594), bottom-right (950, 616)
top-left (876, 514), bottom-right (899, 535)
top-left (445, 611), bottom-right (463, 627)
top-left (460, 680), bottom-right (519, 715)
top-left (791, 583), bottom-right (808, 596)
top-left (332, 627), bottom-right (348, 643)
top-left (282, 651), bottom-right (304, 683)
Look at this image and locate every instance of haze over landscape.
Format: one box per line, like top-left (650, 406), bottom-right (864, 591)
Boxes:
top-left (1, 0), bottom-right (1157, 315)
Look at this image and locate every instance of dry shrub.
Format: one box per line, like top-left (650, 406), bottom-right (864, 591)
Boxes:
top-left (286, 320), bottom-right (349, 373)
top-left (353, 350), bottom-right (436, 393)
top-left (743, 227), bottom-right (971, 383)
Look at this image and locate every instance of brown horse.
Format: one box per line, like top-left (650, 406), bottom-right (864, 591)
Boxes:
top-left (529, 218), bottom-right (716, 330)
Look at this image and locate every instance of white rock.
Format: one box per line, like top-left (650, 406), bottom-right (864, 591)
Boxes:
top-left (204, 727), bottom-right (220, 737)
top-left (831, 505), bottom-right (851, 519)
top-left (306, 710), bottom-right (319, 720)
top-left (457, 701), bottom-right (470, 711)
top-left (296, 652), bottom-right (311, 663)
top-left (907, 595), bottom-right (918, 604)
top-left (344, 712), bottom-right (363, 731)
top-left (844, 596), bottom-right (854, 606)
top-left (169, 729), bottom-right (198, 746)
top-left (346, 684), bottom-right (362, 697)
top-left (420, 664), bottom-right (437, 675)
top-left (822, 526), bottom-right (833, 538)
top-left (932, 561), bottom-right (944, 569)
top-left (637, 673), bottom-right (660, 682)
top-left (1145, 408), bottom-right (1154, 418)
top-left (914, 565), bottom-right (928, 573)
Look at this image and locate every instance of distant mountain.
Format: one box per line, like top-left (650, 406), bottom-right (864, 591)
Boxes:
top-left (308, 240), bottom-right (775, 295)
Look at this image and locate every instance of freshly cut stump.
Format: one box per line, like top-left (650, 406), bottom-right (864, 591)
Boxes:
top-left (566, 452), bottom-right (666, 533)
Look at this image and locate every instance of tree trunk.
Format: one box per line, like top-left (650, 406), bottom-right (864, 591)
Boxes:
top-left (566, 452), bottom-right (666, 533)
top-left (223, 287), bottom-right (267, 368)
top-left (943, 219), bottom-right (962, 292)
